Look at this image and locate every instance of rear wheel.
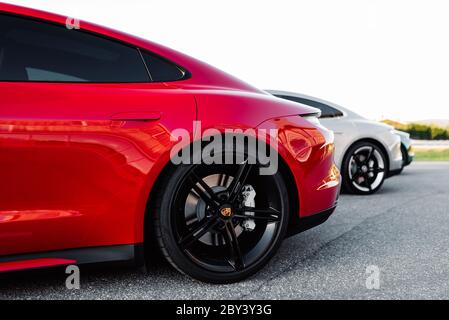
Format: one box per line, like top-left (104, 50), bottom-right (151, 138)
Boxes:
top-left (152, 154), bottom-right (289, 283)
top-left (342, 141), bottom-right (387, 195)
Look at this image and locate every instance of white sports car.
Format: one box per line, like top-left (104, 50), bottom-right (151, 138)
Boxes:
top-left (268, 91), bottom-right (403, 195)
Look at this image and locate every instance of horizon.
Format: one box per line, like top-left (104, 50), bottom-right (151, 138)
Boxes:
top-left (5, 0), bottom-right (449, 122)
top-left (382, 118), bottom-right (449, 125)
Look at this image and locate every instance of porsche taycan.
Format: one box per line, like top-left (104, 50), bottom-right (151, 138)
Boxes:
top-left (0, 4), bottom-right (340, 283)
top-left (269, 90), bottom-right (403, 195)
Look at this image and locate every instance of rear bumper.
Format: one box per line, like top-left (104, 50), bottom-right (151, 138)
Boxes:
top-left (404, 146), bottom-right (415, 166)
top-left (257, 116), bottom-right (341, 219)
top-left (287, 204), bottom-right (337, 237)
top-left (389, 146), bottom-right (414, 176)
top-left (388, 136), bottom-right (404, 172)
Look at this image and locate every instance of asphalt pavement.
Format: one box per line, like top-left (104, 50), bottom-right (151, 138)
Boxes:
top-left (1, 162), bottom-right (449, 300)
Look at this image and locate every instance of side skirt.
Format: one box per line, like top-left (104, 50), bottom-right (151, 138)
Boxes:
top-left (0, 244), bottom-right (144, 273)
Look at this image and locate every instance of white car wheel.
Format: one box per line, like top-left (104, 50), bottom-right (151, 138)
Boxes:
top-left (343, 142), bottom-right (387, 195)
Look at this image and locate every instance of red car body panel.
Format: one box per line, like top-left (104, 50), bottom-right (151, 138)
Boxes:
top-left (0, 82), bottom-right (197, 256)
top-left (0, 3), bottom-right (339, 266)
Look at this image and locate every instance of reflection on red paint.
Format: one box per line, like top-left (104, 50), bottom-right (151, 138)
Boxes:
top-left (0, 210), bottom-right (81, 223)
top-left (318, 164), bottom-right (341, 191)
top-left (0, 258), bottom-right (77, 272)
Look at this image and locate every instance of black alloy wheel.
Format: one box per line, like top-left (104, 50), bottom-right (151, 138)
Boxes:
top-left (151, 148), bottom-right (289, 283)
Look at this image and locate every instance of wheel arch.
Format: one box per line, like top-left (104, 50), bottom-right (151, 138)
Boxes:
top-left (141, 133), bottom-right (301, 246)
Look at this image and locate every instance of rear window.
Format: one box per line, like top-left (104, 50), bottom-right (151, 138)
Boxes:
top-left (0, 14), bottom-right (188, 83)
top-left (141, 51), bottom-right (186, 82)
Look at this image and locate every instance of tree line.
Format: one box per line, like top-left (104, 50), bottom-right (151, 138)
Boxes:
top-left (383, 120), bottom-right (449, 140)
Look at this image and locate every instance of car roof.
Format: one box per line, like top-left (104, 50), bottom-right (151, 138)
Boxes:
top-left (0, 2), bottom-right (262, 92)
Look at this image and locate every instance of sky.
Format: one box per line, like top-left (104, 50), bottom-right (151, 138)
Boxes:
top-left (4, 0), bottom-right (449, 122)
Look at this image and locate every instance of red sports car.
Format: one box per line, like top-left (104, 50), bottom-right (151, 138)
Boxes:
top-left (0, 3), bottom-right (340, 283)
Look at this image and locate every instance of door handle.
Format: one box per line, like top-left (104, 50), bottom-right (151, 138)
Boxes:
top-left (110, 111), bottom-right (161, 122)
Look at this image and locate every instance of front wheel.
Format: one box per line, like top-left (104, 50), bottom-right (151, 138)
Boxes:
top-left (342, 141), bottom-right (387, 195)
top-left (152, 160), bottom-right (289, 284)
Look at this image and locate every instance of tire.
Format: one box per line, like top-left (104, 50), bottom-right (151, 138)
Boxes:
top-left (342, 141), bottom-right (388, 195)
top-left (151, 146), bottom-right (289, 284)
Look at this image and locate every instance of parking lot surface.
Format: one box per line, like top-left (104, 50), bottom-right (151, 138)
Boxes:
top-left (1, 162), bottom-right (449, 300)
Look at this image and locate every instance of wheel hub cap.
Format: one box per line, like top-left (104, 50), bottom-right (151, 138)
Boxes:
top-left (219, 205), bottom-right (233, 218)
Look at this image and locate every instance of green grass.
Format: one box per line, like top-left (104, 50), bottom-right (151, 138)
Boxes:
top-left (414, 148), bottom-right (449, 161)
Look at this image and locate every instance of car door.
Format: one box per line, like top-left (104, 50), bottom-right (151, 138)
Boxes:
top-left (0, 13), bottom-right (196, 256)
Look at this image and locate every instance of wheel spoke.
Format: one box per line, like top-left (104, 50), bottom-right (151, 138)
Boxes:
top-left (190, 170), bottom-right (221, 204)
top-left (212, 232), bottom-right (224, 246)
top-left (369, 167), bottom-right (385, 173)
top-left (228, 160), bottom-right (253, 203)
top-left (178, 216), bottom-right (219, 249)
top-left (223, 221), bottom-right (244, 271)
top-left (189, 182), bottom-right (218, 209)
top-left (189, 190), bottom-right (200, 199)
top-left (234, 207), bottom-right (281, 222)
top-left (366, 147), bottom-right (374, 163)
top-left (363, 174), bottom-right (373, 191)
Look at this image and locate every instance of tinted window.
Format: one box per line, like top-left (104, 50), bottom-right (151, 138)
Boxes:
top-left (142, 52), bottom-right (186, 82)
top-left (0, 14), bottom-right (150, 82)
top-left (276, 95), bottom-right (344, 118)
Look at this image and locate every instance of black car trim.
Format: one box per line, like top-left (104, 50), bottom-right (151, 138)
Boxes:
top-left (0, 243), bottom-right (145, 272)
top-left (286, 205), bottom-right (337, 237)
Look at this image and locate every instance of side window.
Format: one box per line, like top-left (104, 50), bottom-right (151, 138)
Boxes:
top-left (0, 14), bottom-right (150, 82)
top-left (276, 95), bottom-right (344, 118)
top-left (141, 51), bottom-right (186, 82)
